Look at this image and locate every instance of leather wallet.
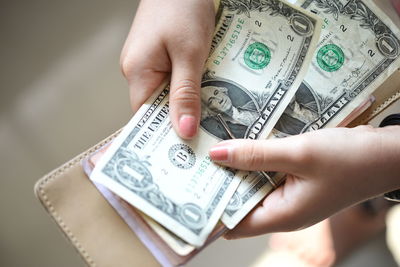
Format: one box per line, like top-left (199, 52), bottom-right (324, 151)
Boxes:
top-left (34, 0), bottom-right (400, 265)
top-left (34, 68), bottom-right (400, 267)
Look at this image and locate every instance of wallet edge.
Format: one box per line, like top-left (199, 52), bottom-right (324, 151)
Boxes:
top-left (356, 90), bottom-right (400, 125)
top-left (34, 129), bottom-right (122, 267)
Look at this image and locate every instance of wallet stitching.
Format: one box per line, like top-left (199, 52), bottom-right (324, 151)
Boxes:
top-left (37, 130), bottom-right (121, 267)
top-left (360, 90), bottom-right (400, 124)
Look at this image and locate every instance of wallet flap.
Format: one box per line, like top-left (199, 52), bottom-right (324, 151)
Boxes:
top-left (348, 69), bottom-right (400, 127)
top-left (34, 132), bottom-right (159, 267)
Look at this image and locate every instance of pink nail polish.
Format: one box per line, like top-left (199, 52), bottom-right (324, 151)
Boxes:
top-left (209, 146), bottom-right (230, 162)
top-left (179, 115), bottom-right (197, 139)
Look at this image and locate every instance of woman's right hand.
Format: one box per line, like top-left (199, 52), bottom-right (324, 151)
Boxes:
top-left (120, 0), bottom-right (216, 139)
top-left (209, 126), bottom-right (400, 239)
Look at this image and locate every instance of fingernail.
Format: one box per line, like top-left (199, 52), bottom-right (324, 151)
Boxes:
top-left (209, 146), bottom-right (230, 162)
top-left (223, 232), bottom-right (237, 240)
top-left (179, 115), bottom-right (197, 139)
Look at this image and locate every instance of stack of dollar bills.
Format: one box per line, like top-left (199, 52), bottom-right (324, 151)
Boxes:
top-left (88, 0), bottom-right (400, 265)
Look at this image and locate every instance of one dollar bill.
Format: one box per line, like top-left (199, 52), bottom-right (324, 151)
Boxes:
top-left (202, 0), bottom-right (321, 140)
top-left (91, 84), bottom-right (240, 247)
top-left (222, 0), bottom-right (400, 229)
top-left (91, 0), bottom-right (320, 246)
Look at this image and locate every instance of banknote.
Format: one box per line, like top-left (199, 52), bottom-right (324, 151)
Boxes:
top-left (274, 0), bottom-right (400, 135)
top-left (201, 0), bottom-right (320, 140)
top-left (91, 83), bottom-right (239, 247)
top-left (222, 0), bottom-right (400, 229)
top-left (83, 144), bottom-right (197, 256)
top-left (91, 0), bottom-right (320, 246)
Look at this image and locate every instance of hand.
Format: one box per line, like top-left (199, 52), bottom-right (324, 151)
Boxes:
top-left (209, 126), bottom-right (400, 238)
top-left (120, 0), bottom-right (215, 139)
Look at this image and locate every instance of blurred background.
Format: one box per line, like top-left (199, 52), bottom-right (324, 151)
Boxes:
top-left (0, 0), bottom-right (399, 266)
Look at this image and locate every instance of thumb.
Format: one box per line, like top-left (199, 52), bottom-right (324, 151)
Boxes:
top-left (169, 52), bottom-right (206, 139)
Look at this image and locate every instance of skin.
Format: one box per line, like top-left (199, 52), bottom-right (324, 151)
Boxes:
top-left (122, 0), bottom-right (400, 240)
top-left (209, 125), bottom-right (400, 239)
top-left (120, 0), bottom-right (215, 139)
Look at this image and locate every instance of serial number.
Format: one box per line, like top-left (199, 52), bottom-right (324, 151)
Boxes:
top-left (213, 18), bottom-right (245, 65)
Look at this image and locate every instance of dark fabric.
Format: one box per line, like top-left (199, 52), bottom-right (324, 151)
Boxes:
top-left (380, 113), bottom-right (400, 202)
top-left (379, 113), bottom-right (400, 127)
top-left (384, 190), bottom-right (400, 202)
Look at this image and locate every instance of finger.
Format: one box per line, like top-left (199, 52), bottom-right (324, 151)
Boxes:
top-left (224, 176), bottom-right (319, 239)
top-left (127, 67), bottom-right (169, 113)
top-left (120, 14), bottom-right (171, 113)
top-left (121, 40), bottom-right (171, 112)
top-left (166, 2), bottom-right (214, 139)
top-left (169, 53), bottom-right (206, 139)
top-left (209, 137), bottom-right (311, 174)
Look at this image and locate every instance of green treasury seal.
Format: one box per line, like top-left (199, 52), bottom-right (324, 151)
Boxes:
top-left (317, 44), bottom-right (345, 72)
top-left (244, 42), bottom-right (271, 70)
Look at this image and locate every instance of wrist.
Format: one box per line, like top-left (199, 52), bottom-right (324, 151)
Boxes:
top-left (346, 125), bottom-right (400, 202)
top-left (379, 113), bottom-right (400, 201)
top-left (375, 126), bottom-right (400, 191)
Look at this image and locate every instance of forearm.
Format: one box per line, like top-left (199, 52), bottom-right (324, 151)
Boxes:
top-left (338, 125), bottom-right (400, 205)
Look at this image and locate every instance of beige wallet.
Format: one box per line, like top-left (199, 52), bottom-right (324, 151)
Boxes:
top-left (34, 70), bottom-right (400, 267)
top-left (35, 0), bottom-right (400, 264)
